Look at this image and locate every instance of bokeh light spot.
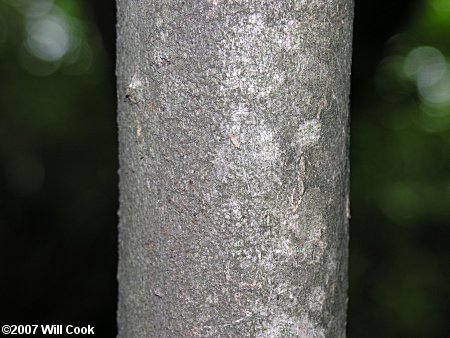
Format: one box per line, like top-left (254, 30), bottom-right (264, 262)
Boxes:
top-left (404, 46), bottom-right (450, 106)
top-left (25, 0), bottom-right (54, 18)
top-left (404, 46), bottom-right (446, 87)
top-left (25, 15), bottom-right (69, 62)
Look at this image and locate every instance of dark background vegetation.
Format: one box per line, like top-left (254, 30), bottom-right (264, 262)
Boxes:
top-left (0, 0), bottom-right (448, 336)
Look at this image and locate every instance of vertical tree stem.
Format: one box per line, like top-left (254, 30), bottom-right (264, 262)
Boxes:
top-left (116, 0), bottom-right (353, 336)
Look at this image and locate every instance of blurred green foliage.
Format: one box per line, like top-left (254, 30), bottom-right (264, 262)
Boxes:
top-left (0, 0), bottom-right (448, 336)
top-left (349, 0), bottom-right (450, 337)
top-left (0, 0), bottom-right (117, 335)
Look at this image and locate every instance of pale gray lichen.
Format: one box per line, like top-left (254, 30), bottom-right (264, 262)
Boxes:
top-left (294, 119), bottom-right (322, 151)
top-left (256, 312), bottom-right (325, 338)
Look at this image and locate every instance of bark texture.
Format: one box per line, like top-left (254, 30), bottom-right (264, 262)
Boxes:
top-left (116, 1), bottom-right (353, 337)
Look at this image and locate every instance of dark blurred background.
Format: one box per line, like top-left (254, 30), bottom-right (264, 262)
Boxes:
top-left (0, 0), bottom-right (448, 337)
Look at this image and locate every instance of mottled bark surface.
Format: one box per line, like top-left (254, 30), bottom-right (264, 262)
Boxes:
top-left (116, 0), bottom-right (353, 337)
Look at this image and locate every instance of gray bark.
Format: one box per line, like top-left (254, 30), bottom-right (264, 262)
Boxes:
top-left (116, 1), bottom-right (353, 337)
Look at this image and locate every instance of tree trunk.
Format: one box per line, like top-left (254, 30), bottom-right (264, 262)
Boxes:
top-left (116, 1), bottom-right (353, 337)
